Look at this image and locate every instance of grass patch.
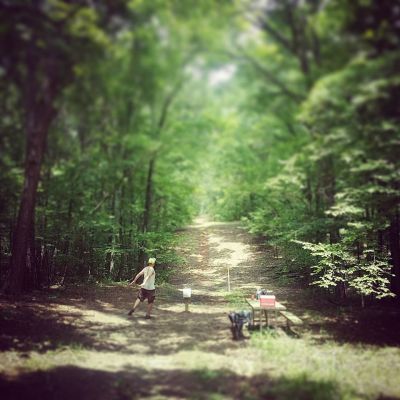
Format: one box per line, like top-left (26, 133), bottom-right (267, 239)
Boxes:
top-left (194, 368), bottom-right (227, 382)
top-left (262, 374), bottom-right (340, 400)
top-left (21, 344), bottom-right (87, 372)
top-left (223, 290), bottom-right (247, 308)
top-left (23, 355), bottom-right (54, 371)
top-left (250, 334), bottom-right (400, 399)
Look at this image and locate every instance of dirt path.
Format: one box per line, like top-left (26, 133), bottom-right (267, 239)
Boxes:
top-left (2, 218), bottom-right (400, 400)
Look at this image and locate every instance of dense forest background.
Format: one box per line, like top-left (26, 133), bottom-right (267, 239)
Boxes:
top-left (0, 0), bottom-right (399, 303)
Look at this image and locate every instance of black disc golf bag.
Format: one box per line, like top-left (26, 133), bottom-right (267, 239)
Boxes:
top-left (228, 311), bottom-right (251, 340)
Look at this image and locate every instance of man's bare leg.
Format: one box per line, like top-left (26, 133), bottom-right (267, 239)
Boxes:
top-left (128, 298), bottom-right (141, 315)
top-left (145, 302), bottom-right (154, 318)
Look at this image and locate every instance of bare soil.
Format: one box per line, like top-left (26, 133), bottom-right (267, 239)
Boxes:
top-left (1, 218), bottom-right (399, 400)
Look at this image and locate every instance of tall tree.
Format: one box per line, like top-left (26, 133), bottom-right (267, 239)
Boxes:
top-left (0, 0), bottom-right (127, 293)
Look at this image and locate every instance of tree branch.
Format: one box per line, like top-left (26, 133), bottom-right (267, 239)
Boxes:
top-left (256, 16), bottom-right (295, 55)
top-left (157, 79), bottom-right (184, 132)
top-left (156, 49), bottom-right (198, 133)
top-left (227, 47), bottom-right (305, 102)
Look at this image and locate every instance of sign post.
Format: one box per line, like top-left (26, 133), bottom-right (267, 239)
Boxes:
top-left (183, 287), bottom-right (192, 312)
top-left (227, 265), bottom-right (231, 292)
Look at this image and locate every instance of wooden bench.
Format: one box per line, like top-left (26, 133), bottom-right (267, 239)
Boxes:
top-left (279, 310), bottom-right (303, 330)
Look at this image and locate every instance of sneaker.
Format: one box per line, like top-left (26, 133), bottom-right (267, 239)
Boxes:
top-left (145, 314), bottom-right (151, 319)
top-left (127, 309), bottom-right (135, 316)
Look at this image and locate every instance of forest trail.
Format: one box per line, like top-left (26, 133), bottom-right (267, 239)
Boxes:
top-left (2, 218), bottom-right (400, 399)
top-left (1, 218), bottom-right (287, 399)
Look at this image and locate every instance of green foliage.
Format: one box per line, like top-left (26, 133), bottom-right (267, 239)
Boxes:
top-left (197, 0), bottom-right (399, 300)
top-left (223, 290), bottom-right (247, 308)
top-left (0, 0), bottom-right (225, 286)
top-left (295, 240), bottom-right (393, 299)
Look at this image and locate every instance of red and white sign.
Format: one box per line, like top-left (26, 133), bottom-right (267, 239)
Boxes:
top-left (259, 295), bottom-right (276, 309)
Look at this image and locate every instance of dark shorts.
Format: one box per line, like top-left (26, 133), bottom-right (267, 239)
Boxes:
top-left (137, 288), bottom-right (156, 304)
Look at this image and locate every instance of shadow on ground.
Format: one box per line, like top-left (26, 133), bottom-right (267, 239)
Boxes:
top-left (0, 364), bottom-right (347, 400)
top-left (0, 284), bottom-right (237, 356)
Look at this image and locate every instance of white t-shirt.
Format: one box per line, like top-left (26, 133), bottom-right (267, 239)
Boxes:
top-left (141, 266), bottom-right (155, 290)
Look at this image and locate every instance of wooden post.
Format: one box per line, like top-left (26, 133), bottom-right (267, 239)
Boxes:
top-left (227, 265), bottom-right (231, 292)
top-left (184, 298), bottom-right (190, 312)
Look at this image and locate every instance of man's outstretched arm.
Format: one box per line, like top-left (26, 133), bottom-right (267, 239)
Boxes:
top-left (128, 269), bottom-right (145, 285)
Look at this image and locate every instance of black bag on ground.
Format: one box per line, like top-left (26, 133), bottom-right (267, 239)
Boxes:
top-left (228, 311), bottom-right (251, 340)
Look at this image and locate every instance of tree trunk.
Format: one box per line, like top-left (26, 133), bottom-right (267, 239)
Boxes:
top-left (26, 217), bottom-right (39, 290)
top-left (389, 212), bottom-right (400, 296)
top-left (284, 1), bottom-right (311, 85)
top-left (316, 155), bottom-right (339, 243)
top-left (109, 191), bottom-right (116, 277)
top-left (2, 78), bottom-right (57, 294)
top-left (142, 158), bottom-right (155, 234)
top-left (60, 198), bottom-right (73, 286)
top-left (116, 185), bottom-right (125, 281)
top-left (304, 171), bottom-right (313, 213)
top-left (138, 158), bottom-right (155, 270)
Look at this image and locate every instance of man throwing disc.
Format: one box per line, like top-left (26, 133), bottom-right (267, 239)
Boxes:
top-left (128, 257), bottom-right (156, 319)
